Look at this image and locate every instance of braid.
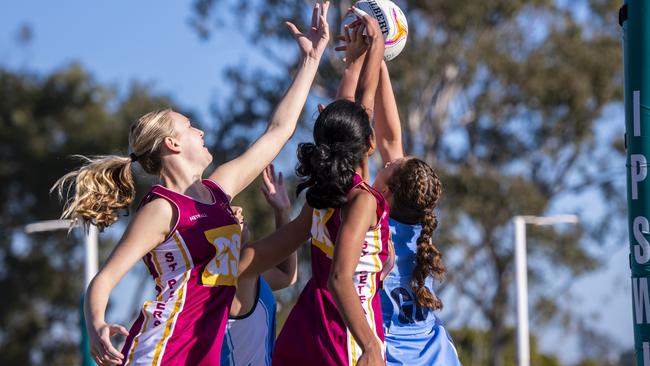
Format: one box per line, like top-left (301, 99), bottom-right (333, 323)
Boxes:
top-left (411, 211), bottom-right (445, 310)
top-left (388, 158), bottom-right (445, 310)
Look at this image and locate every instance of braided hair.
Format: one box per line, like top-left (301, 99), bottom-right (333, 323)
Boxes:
top-left (387, 158), bottom-right (445, 309)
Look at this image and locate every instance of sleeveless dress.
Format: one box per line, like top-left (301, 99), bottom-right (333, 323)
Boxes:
top-left (272, 174), bottom-right (391, 366)
top-left (379, 218), bottom-right (461, 366)
top-left (120, 179), bottom-right (241, 366)
top-left (220, 277), bottom-right (276, 366)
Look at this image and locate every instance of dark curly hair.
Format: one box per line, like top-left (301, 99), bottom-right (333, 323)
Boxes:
top-left (296, 99), bottom-right (373, 209)
top-left (388, 157), bottom-right (445, 310)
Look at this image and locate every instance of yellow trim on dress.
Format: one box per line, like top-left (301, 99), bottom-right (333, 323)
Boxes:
top-left (125, 301), bottom-right (152, 366)
top-left (150, 233), bottom-right (192, 365)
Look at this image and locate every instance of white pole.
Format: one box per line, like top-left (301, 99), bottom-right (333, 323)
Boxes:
top-left (24, 219), bottom-right (98, 288)
top-left (24, 219), bottom-right (73, 234)
top-left (514, 216), bottom-right (530, 366)
top-left (85, 224), bottom-right (98, 289)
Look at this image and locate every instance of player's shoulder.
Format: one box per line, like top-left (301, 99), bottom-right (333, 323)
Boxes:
top-left (134, 196), bottom-right (176, 228)
top-left (348, 184), bottom-right (376, 204)
top-left (344, 186), bottom-right (377, 215)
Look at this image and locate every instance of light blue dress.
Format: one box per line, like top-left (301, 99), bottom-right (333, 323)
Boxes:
top-left (380, 218), bottom-right (461, 366)
top-left (220, 277), bottom-right (276, 366)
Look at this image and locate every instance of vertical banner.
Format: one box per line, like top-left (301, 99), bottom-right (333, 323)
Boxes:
top-left (622, 1), bottom-right (650, 364)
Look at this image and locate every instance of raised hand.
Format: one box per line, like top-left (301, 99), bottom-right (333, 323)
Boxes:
top-left (351, 6), bottom-right (385, 118)
top-left (351, 6), bottom-right (384, 49)
top-left (286, 1), bottom-right (331, 61)
top-left (89, 323), bottom-right (128, 366)
top-left (335, 17), bottom-right (368, 65)
top-left (260, 164), bottom-right (291, 213)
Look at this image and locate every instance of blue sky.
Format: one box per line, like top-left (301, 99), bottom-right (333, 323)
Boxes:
top-left (1, 0), bottom-right (634, 363)
top-left (0, 0), bottom-right (253, 122)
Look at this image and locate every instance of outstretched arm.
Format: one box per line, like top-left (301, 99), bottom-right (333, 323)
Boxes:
top-left (335, 18), bottom-right (368, 101)
top-left (374, 61), bottom-right (404, 164)
top-left (238, 203), bottom-right (312, 280)
top-left (353, 9), bottom-right (385, 117)
top-left (259, 165), bottom-right (298, 290)
top-left (209, 1), bottom-right (331, 199)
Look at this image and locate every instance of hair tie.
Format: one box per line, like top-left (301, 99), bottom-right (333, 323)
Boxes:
top-left (129, 153), bottom-right (138, 162)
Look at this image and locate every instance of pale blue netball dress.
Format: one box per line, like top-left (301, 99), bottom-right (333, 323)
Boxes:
top-left (220, 277), bottom-right (276, 366)
top-left (380, 218), bottom-right (461, 366)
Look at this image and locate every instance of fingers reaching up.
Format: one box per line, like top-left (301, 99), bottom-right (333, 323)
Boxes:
top-left (287, 1), bottom-right (331, 61)
top-left (261, 164), bottom-right (291, 212)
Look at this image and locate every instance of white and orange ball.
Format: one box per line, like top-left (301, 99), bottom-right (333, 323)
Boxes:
top-left (341, 0), bottom-right (409, 61)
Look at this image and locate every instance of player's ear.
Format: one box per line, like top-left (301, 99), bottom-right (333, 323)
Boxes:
top-left (367, 129), bottom-right (376, 155)
top-left (162, 136), bottom-right (181, 153)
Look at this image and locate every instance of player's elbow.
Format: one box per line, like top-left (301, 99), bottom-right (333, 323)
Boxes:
top-left (327, 271), bottom-right (348, 298)
top-left (237, 245), bottom-right (259, 280)
top-left (268, 274), bottom-right (295, 291)
top-left (267, 121), bottom-right (296, 142)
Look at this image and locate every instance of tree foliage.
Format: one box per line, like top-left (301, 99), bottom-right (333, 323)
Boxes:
top-left (189, 0), bottom-right (624, 363)
top-left (451, 327), bottom-right (562, 366)
top-left (0, 64), bottom-right (178, 365)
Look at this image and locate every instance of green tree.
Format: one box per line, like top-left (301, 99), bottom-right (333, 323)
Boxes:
top-left (0, 64), bottom-right (180, 365)
top-left (451, 327), bottom-right (562, 366)
top-left (189, 0), bottom-right (624, 363)
top-left (574, 347), bottom-right (635, 366)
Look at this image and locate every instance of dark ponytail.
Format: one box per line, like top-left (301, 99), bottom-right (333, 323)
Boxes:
top-left (296, 100), bottom-right (373, 209)
top-left (388, 158), bottom-right (445, 310)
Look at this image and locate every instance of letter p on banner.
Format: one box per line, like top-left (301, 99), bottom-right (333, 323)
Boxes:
top-left (632, 154), bottom-right (648, 200)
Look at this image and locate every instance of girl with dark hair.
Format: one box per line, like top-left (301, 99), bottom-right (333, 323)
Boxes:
top-left (236, 11), bottom-right (391, 366)
top-left (277, 99), bottom-right (389, 366)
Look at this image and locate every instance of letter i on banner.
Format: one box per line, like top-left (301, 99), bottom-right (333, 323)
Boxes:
top-left (635, 90), bottom-right (641, 137)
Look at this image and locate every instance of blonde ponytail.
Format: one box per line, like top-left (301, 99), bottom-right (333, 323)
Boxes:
top-left (51, 155), bottom-right (135, 230)
top-left (52, 108), bottom-right (176, 230)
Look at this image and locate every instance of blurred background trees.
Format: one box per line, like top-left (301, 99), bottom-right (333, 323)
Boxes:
top-left (0, 0), bottom-right (628, 364)
top-left (0, 64), bottom-right (180, 364)
top-left (189, 0), bottom-right (625, 364)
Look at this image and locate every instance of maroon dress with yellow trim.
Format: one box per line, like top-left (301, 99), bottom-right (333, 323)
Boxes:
top-left (120, 179), bottom-right (240, 366)
top-left (272, 174), bottom-right (392, 366)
